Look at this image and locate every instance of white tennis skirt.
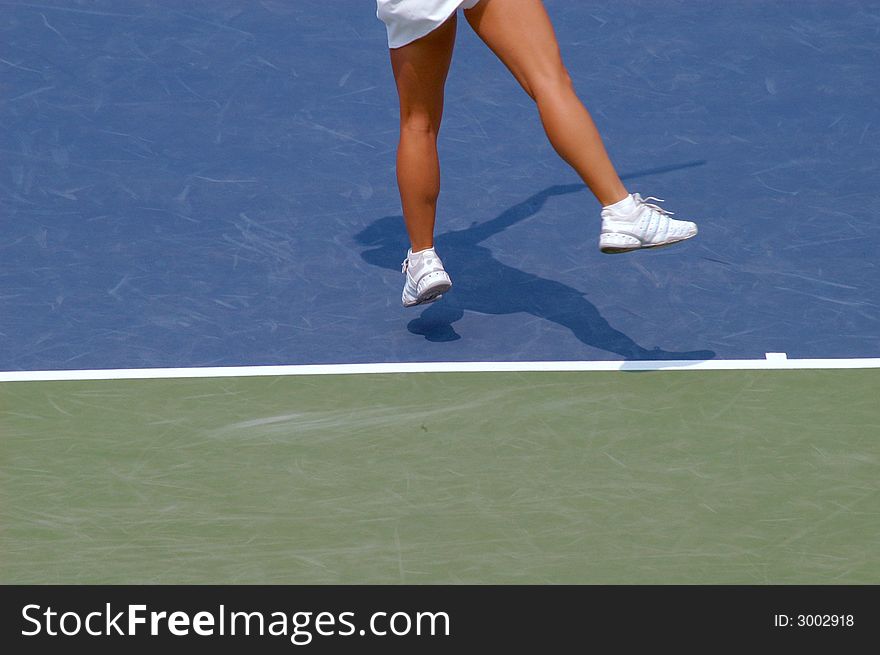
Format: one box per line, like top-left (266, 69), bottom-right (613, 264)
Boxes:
top-left (377, 0), bottom-right (483, 49)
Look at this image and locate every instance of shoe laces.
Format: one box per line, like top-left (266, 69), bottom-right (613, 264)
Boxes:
top-left (634, 193), bottom-right (675, 217)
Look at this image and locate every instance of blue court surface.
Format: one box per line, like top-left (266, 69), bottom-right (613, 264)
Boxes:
top-left (2, 0), bottom-right (879, 371)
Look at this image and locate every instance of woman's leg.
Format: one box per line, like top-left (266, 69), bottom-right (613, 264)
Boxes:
top-left (390, 15), bottom-right (458, 251)
top-left (464, 0), bottom-right (628, 206)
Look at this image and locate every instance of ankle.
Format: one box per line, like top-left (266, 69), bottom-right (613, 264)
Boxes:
top-left (602, 193), bottom-right (637, 215)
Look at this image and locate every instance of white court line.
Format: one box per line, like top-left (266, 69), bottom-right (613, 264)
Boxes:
top-left (1, 354), bottom-right (879, 382)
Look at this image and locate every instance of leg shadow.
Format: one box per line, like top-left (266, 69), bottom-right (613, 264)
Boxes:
top-left (356, 170), bottom-right (715, 360)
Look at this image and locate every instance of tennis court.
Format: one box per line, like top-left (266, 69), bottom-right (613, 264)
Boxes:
top-left (2, 0), bottom-right (878, 584)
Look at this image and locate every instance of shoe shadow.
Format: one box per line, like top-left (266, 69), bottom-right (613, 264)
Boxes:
top-left (355, 165), bottom-right (714, 360)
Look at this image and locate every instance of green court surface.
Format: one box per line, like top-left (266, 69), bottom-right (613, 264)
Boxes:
top-left (2, 370), bottom-right (878, 584)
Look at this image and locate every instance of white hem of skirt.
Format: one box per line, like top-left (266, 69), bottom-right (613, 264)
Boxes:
top-left (377, 0), bottom-right (483, 49)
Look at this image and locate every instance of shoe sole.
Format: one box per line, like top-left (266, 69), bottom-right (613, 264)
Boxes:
top-left (402, 281), bottom-right (452, 308)
top-left (600, 231), bottom-right (698, 254)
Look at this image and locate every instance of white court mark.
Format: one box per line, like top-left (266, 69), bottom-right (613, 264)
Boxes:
top-left (1, 354), bottom-right (879, 383)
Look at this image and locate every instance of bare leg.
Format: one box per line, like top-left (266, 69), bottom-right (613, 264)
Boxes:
top-left (464, 0), bottom-right (628, 206)
top-left (389, 15), bottom-right (457, 251)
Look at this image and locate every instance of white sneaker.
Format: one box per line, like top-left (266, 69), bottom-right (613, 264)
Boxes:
top-left (401, 247), bottom-right (452, 307)
top-left (600, 193), bottom-right (698, 254)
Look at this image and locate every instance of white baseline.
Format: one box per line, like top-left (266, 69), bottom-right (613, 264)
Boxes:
top-left (1, 354), bottom-right (879, 383)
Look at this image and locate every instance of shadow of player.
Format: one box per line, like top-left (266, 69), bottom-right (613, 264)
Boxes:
top-left (356, 179), bottom-right (714, 360)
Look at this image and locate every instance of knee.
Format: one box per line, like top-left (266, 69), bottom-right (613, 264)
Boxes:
top-left (399, 109), bottom-right (441, 136)
top-left (526, 66), bottom-right (575, 103)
